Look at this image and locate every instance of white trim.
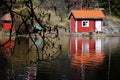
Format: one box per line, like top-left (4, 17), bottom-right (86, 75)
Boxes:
top-left (75, 20), bottom-right (78, 32)
top-left (70, 18), bottom-right (72, 32)
top-left (75, 38), bottom-right (78, 54)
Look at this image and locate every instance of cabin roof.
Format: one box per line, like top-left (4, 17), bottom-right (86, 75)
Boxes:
top-left (69, 10), bottom-right (105, 19)
top-left (0, 13), bottom-right (12, 21)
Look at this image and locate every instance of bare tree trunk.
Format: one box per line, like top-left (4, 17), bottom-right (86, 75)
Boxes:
top-left (108, 0), bottom-right (111, 16)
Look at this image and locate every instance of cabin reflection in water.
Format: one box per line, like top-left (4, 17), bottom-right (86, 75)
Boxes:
top-left (1, 39), bottom-right (15, 57)
top-left (70, 37), bottom-right (105, 67)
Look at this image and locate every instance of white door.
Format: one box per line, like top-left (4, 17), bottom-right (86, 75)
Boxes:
top-left (95, 20), bottom-right (102, 32)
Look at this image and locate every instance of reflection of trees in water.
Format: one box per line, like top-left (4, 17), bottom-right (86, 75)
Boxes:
top-left (0, 0), bottom-right (62, 61)
top-left (0, 1), bottom-right (63, 79)
top-left (28, 36), bottom-right (62, 63)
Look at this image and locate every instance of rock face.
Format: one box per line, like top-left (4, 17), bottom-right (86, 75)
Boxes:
top-left (103, 16), bottom-right (120, 34)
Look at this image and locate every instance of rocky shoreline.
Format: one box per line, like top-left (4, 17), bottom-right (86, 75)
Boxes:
top-left (66, 32), bottom-right (120, 38)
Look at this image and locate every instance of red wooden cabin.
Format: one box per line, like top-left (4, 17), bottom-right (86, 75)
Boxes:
top-left (0, 13), bottom-right (15, 31)
top-left (68, 9), bottom-right (105, 33)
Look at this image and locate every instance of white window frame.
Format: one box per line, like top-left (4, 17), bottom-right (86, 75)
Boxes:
top-left (82, 20), bottom-right (89, 27)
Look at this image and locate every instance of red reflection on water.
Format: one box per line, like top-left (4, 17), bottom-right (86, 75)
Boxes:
top-left (71, 52), bottom-right (104, 67)
top-left (1, 39), bottom-right (15, 57)
top-left (2, 41), bottom-right (14, 48)
top-left (70, 38), bottom-right (104, 68)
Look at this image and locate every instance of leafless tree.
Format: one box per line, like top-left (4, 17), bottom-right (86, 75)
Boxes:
top-left (0, 0), bottom-right (62, 62)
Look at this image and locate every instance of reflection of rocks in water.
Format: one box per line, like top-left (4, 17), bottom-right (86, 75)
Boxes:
top-left (34, 38), bottom-right (43, 48)
top-left (9, 36), bottom-right (62, 79)
top-left (32, 36), bottom-right (62, 61)
top-left (12, 37), bottom-right (36, 66)
top-left (14, 37), bottom-right (30, 55)
top-left (14, 66), bottom-right (37, 80)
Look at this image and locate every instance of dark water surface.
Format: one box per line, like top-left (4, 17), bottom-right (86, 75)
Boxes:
top-left (0, 36), bottom-right (120, 80)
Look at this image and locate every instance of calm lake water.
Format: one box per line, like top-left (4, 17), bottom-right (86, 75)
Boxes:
top-left (0, 36), bottom-right (120, 80)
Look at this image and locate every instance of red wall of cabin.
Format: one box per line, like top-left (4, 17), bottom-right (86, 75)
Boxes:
top-left (77, 19), bottom-right (95, 32)
top-left (70, 16), bottom-right (76, 32)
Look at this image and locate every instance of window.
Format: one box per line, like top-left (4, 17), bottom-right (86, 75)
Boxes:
top-left (82, 20), bottom-right (89, 27)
